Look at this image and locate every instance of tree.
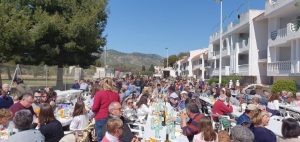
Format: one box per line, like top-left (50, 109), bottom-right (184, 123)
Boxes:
top-left (141, 65), bottom-right (145, 71)
top-left (178, 52), bottom-right (190, 59)
top-left (164, 55), bottom-right (178, 67)
top-left (148, 64), bottom-right (155, 72)
top-left (0, 0), bottom-right (108, 89)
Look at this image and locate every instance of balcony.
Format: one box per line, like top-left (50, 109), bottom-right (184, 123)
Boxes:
top-left (238, 64), bottom-right (249, 76)
top-left (211, 66), bottom-right (230, 76)
top-left (238, 39), bottom-right (249, 53)
top-left (267, 61), bottom-right (291, 76)
top-left (269, 21), bottom-right (300, 46)
top-left (265, 0), bottom-right (295, 16)
top-left (192, 64), bottom-right (202, 70)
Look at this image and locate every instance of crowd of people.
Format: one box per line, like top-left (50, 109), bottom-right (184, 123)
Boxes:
top-left (1, 76), bottom-right (300, 142)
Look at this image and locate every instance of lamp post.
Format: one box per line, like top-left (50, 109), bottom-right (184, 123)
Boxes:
top-left (165, 47), bottom-right (169, 68)
top-left (214, 0), bottom-right (223, 87)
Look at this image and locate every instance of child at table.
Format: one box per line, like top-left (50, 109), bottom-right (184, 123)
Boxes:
top-left (0, 109), bottom-right (12, 130)
top-left (70, 101), bottom-right (89, 131)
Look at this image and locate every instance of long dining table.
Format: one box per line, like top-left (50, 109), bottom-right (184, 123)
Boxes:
top-left (199, 95), bottom-right (300, 138)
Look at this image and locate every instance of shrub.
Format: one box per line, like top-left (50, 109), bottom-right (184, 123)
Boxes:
top-left (271, 80), bottom-right (297, 95)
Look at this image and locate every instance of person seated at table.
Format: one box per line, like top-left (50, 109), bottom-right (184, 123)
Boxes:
top-left (225, 90), bottom-right (240, 106)
top-left (180, 103), bottom-right (204, 141)
top-left (211, 87), bottom-right (219, 99)
top-left (251, 111), bottom-right (276, 142)
top-left (236, 104), bottom-right (258, 127)
top-left (0, 109), bottom-right (12, 130)
top-left (102, 118), bottom-right (136, 142)
top-left (281, 90), bottom-right (289, 102)
top-left (9, 93), bottom-right (35, 116)
top-left (71, 80), bottom-right (80, 90)
top-left (0, 84), bottom-right (14, 109)
top-left (169, 92), bottom-right (179, 110)
top-left (294, 92), bottom-right (300, 107)
top-left (32, 90), bottom-right (42, 113)
top-left (193, 116), bottom-right (217, 142)
top-left (38, 103), bottom-right (64, 142)
top-left (217, 130), bottom-right (230, 142)
top-left (287, 91), bottom-right (295, 103)
top-left (135, 94), bottom-right (150, 121)
top-left (103, 102), bottom-right (135, 142)
top-left (70, 101), bottom-right (89, 131)
top-left (230, 125), bottom-right (254, 142)
top-left (267, 93), bottom-right (281, 115)
top-left (211, 93), bottom-right (233, 121)
top-left (178, 91), bottom-right (190, 110)
top-left (279, 118), bottom-right (300, 142)
top-left (7, 110), bottom-right (45, 142)
top-left (122, 98), bottom-right (137, 121)
top-left (252, 95), bottom-right (261, 106)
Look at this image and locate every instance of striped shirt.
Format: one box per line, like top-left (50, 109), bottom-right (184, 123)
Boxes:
top-left (182, 113), bottom-right (204, 141)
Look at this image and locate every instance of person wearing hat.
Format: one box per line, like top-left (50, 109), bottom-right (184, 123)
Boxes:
top-left (236, 104), bottom-right (258, 127)
top-left (178, 91), bottom-right (189, 110)
top-left (230, 125), bottom-right (254, 142)
top-left (169, 92), bottom-right (179, 109)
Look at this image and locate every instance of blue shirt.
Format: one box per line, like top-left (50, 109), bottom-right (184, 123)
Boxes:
top-left (0, 95), bottom-right (14, 109)
top-left (252, 127), bottom-right (276, 142)
top-left (236, 113), bottom-right (251, 125)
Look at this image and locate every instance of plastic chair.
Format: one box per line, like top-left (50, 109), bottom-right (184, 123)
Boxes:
top-left (127, 122), bottom-right (145, 138)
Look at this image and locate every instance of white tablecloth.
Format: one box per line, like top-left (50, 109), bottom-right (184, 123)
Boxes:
top-left (266, 116), bottom-right (300, 138)
top-left (143, 115), bottom-right (189, 142)
top-left (57, 117), bottom-right (73, 127)
top-left (56, 90), bottom-right (82, 97)
top-left (279, 104), bottom-right (300, 113)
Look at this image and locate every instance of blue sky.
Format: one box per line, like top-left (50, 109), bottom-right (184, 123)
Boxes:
top-left (105, 0), bottom-right (265, 57)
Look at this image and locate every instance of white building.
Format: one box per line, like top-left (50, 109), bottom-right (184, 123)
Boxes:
top-left (265, 0), bottom-right (300, 85)
top-left (191, 49), bottom-right (209, 79)
top-left (173, 49), bottom-right (209, 79)
top-left (208, 10), bottom-right (270, 84)
top-left (153, 66), bottom-right (164, 77)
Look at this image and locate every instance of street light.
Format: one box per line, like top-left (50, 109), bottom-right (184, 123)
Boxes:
top-left (214, 0), bottom-right (223, 87)
top-left (165, 47), bottom-right (169, 68)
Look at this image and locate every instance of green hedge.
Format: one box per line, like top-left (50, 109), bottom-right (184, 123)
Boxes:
top-left (271, 80), bottom-right (297, 95)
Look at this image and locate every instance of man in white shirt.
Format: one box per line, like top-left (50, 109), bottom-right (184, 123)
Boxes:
top-left (79, 80), bottom-right (88, 91)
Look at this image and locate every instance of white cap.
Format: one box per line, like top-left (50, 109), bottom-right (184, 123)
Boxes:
top-left (170, 92), bottom-right (179, 99)
top-left (180, 91), bottom-right (188, 94)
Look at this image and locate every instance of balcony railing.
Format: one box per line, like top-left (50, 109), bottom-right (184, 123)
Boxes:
top-left (270, 27), bottom-right (287, 40)
top-left (269, 20), bottom-right (300, 45)
top-left (212, 66), bottom-right (230, 76)
top-left (267, 61), bottom-right (291, 75)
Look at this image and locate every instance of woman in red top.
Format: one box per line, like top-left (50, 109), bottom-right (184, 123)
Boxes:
top-left (92, 78), bottom-right (120, 141)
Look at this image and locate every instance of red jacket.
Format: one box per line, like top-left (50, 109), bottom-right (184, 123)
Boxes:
top-left (212, 99), bottom-right (233, 121)
top-left (92, 90), bottom-right (120, 120)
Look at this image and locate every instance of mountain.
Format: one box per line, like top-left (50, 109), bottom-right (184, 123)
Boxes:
top-left (100, 49), bottom-right (163, 72)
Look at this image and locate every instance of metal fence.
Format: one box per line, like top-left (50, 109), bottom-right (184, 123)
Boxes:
top-left (0, 64), bottom-right (97, 87)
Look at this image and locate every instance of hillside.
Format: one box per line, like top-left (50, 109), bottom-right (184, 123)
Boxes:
top-left (100, 49), bottom-right (163, 72)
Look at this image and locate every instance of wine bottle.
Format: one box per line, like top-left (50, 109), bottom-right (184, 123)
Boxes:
top-left (162, 109), bottom-right (166, 126)
top-left (165, 133), bottom-right (170, 142)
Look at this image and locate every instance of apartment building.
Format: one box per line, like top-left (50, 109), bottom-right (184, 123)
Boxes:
top-left (265, 0), bottom-right (300, 85)
top-left (173, 49), bottom-right (209, 79)
top-left (191, 49), bottom-right (209, 79)
top-left (207, 9), bottom-right (270, 84)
